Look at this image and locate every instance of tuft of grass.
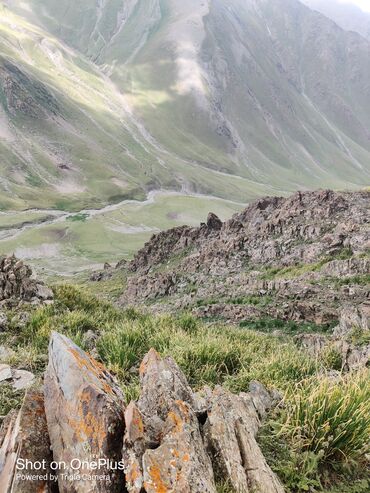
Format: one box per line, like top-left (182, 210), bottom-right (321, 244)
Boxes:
top-left (349, 326), bottom-right (370, 347)
top-left (216, 480), bottom-right (235, 493)
top-left (0, 384), bottom-right (24, 422)
top-left (278, 371), bottom-right (370, 465)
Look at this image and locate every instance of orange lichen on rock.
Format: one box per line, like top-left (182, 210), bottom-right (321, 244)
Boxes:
top-left (67, 347), bottom-right (115, 396)
top-left (68, 389), bottom-right (108, 448)
top-left (144, 464), bottom-right (168, 493)
top-left (167, 411), bottom-right (184, 434)
top-left (125, 401), bottom-right (144, 444)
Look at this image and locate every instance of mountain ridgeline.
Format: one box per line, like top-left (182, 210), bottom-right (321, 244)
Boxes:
top-left (1, 0), bottom-right (370, 211)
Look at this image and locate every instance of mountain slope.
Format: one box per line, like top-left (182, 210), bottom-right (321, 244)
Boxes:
top-left (0, 2), bottom-right (265, 212)
top-left (301, 0), bottom-right (370, 40)
top-left (1, 0), bottom-right (370, 206)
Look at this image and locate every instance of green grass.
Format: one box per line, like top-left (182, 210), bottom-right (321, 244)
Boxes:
top-left (66, 213), bottom-right (89, 222)
top-left (0, 384), bottom-right (23, 422)
top-left (16, 286), bottom-right (319, 394)
top-left (196, 294), bottom-right (273, 308)
top-left (259, 370), bottom-right (370, 491)
top-left (279, 372), bottom-right (370, 464)
top-left (349, 326), bottom-right (370, 347)
top-left (332, 274), bottom-right (370, 287)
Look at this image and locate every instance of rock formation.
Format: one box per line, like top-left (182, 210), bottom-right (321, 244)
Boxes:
top-left (0, 335), bottom-right (283, 493)
top-left (0, 256), bottom-right (53, 307)
top-left (0, 390), bottom-right (54, 492)
top-left (296, 304), bottom-right (370, 371)
top-left (107, 190), bottom-right (369, 340)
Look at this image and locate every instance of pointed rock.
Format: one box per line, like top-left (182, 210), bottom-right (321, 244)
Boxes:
top-left (206, 213), bottom-right (222, 230)
top-left (137, 349), bottom-right (196, 444)
top-left (203, 386), bottom-right (284, 493)
top-left (123, 402), bottom-right (146, 493)
top-left (124, 351), bottom-right (283, 493)
top-left (44, 332), bottom-right (125, 493)
top-left (0, 390), bottom-right (54, 493)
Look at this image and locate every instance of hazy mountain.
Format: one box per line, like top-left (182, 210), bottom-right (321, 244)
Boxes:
top-left (301, 0), bottom-right (370, 40)
top-left (1, 0), bottom-right (370, 212)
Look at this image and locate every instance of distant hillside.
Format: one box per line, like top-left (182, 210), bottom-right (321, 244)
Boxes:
top-left (302, 0), bottom-right (370, 40)
top-left (0, 0), bottom-right (370, 213)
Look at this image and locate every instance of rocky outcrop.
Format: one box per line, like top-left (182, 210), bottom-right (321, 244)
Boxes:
top-left (0, 336), bottom-right (283, 493)
top-left (44, 332), bottom-right (126, 493)
top-left (206, 213), bottom-right (222, 230)
top-left (111, 190), bottom-right (370, 327)
top-left (124, 273), bottom-right (179, 303)
top-left (333, 304), bottom-right (369, 338)
top-left (0, 256), bottom-right (53, 307)
top-left (203, 385), bottom-right (283, 493)
top-left (295, 303), bottom-right (370, 370)
top-left (123, 349), bottom-right (283, 493)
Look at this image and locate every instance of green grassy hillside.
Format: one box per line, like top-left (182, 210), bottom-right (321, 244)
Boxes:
top-left (2, 0), bottom-right (370, 213)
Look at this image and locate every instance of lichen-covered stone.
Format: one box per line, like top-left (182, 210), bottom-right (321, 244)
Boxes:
top-left (124, 350), bottom-right (283, 493)
top-left (44, 332), bottom-right (125, 493)
top-left (142, 400), bottom-right (216, 493)
top-left (203, 386), bottom-right (284, 493)
top-left (137, 348), bottom-right (196, 444)
top-left (0, 390), bottom-right (54, 492)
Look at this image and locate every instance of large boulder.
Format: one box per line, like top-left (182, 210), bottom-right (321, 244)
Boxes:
top-left (44, 332), bottom-right (126, 493)
top-left (0, 390), bottom-right (54, 492)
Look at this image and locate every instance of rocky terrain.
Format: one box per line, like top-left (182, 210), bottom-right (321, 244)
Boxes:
top-left (113, 189), bottom-right (368, 324)
top-left (0, 255), bottom-right (53, 394)
top-left (0, 332), bottom-right (283, 493)
top-left (0, 190), bottom-right (369, 491)
top-left (0, 255), bottom-right (53, 309)
top-left (93, 189), bottom-right (370, 371)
